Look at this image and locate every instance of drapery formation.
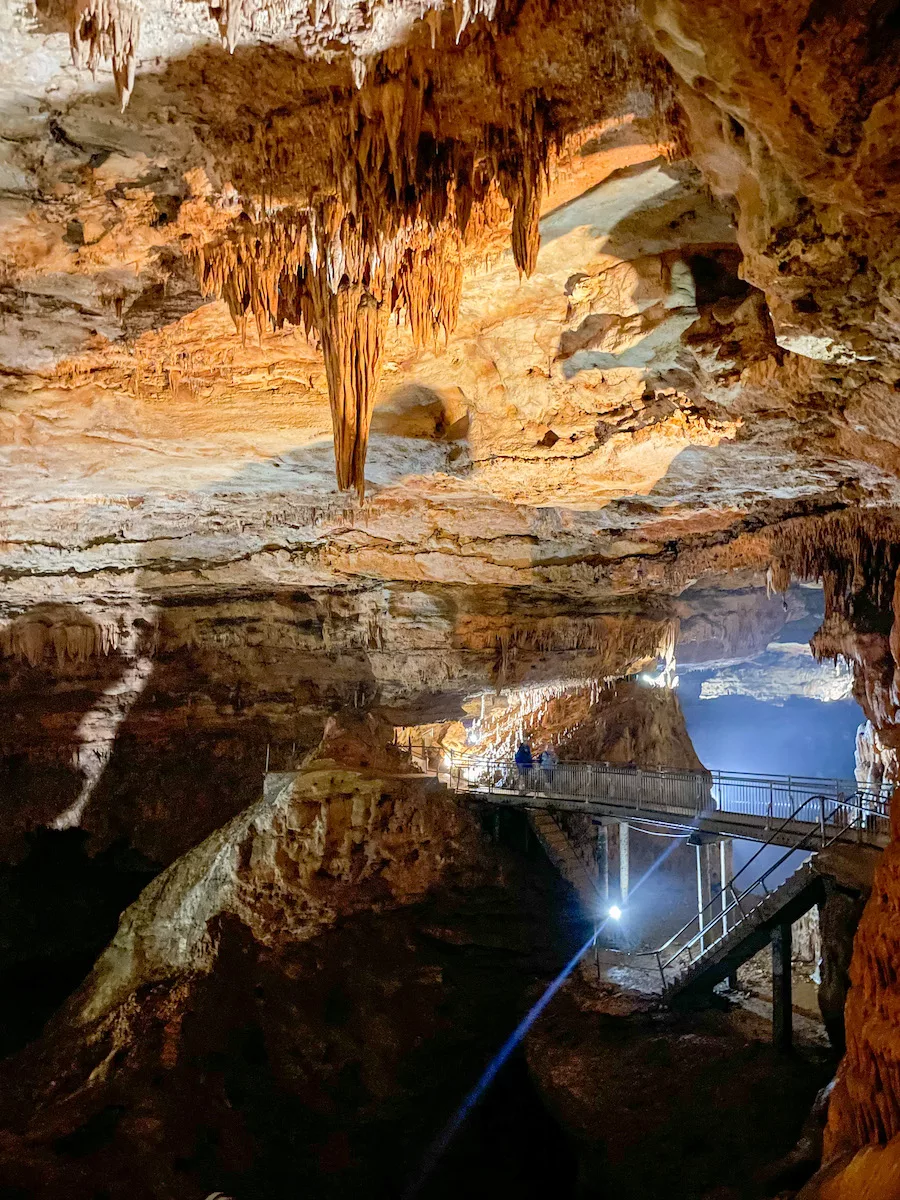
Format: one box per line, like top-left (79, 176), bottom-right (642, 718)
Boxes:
top-left (67, 0), bottom-right (672, 496)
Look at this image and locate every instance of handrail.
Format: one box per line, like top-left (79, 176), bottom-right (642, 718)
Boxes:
top-left (607, 797), bottom-right (876, 992)
top-left (660, 819), bottom-right (822, 971)
top-left (401, 742), bottom-right (890, 995)
top-left (661, 797), bottom-right (873, 977)
top-left (426, 752), bottom-right (889, 825)
top-left (653, 792), bottom-right (855, 961)
top-left (403, 743), bottom-right (880, 799)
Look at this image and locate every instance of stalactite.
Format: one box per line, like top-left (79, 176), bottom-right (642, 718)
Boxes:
top-left (174, 0), bottom-right (671, 491)
top-left (455, 614), bottom-right (677, 660)
top-left (191, 203), bottom-right (466, 495)
top-left (0, 616), bottom-right (123, 666)
top-left (68, 0), bottom-right (140, 108)
top-left (312, 281), bottom-right (385, 498)
top-left (771, 508), bottom-right (900, 609)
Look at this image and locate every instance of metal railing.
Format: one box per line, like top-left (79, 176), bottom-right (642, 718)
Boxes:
top-left (603, 792), bottom-right (885, 993)
top-left (403, 746), bottom-right (889, 839)
top-left (401, 746), bottom-right (890, 994)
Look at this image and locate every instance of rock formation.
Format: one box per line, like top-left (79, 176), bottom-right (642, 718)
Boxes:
top-left (8, 0), bottom-right (900, 1195)
top-left (0, 717), bottom-right (583, 1198)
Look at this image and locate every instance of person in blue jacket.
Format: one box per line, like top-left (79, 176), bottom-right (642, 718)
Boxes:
top-left (514, 742), bottom-right (533, 793)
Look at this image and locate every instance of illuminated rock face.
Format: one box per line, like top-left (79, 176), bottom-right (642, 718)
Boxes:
top-left (0, 720), bottom-right (585, 1200)
top-left (0, 587), bottom-right (679, 863)
top-left (825, 798), bottom-right (900, 1159)
top-left (5, 0), bottom-right (900, 587)
top-left (7, 1), bottom-right (900, 1195)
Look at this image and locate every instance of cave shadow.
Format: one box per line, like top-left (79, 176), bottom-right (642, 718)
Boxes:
top-left (0, 604), bottom-right (127, 854)
top-left (0, 604), bottom-right (159, 1054)
top-left (0, 431), bottom-right (616, 1199)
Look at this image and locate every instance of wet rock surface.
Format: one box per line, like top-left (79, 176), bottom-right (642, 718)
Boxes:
top-left (527, 975), bottom-right (835, 1200)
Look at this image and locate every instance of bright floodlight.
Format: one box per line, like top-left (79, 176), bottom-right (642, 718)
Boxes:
top-left (608, 905), bottom-right (622, 921)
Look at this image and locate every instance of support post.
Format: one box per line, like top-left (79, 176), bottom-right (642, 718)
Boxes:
top-left (772, 922), bottom-right (793, 1052)
top-left (695, 842), bottom-right (706, 952)
top-left (619, 821), bottom-right (630, 904)
top-left (597, 823), bottom-right (609, 901)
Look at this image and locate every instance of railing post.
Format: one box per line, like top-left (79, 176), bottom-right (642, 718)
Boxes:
top-left (819, 795), bottom-right (827, 847)
top-left (859, 792), bottom-right (868, 849)
top-left (695, 842), bottom-right (706, 954)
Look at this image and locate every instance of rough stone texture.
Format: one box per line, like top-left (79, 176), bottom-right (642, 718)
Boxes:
top-left (0, 585), bottom-right (679, 863)
top-left (3, 3), bottom-right (900, 609)
top-left (697, 642), bottom-right (853, 704)
top-left (643, 0), bottom-right (900, 375)
top-left (526, 976), bottom-right (832, 1200)
top-left (825, 791), bottom-right (900, 1159)
top-left (798, 1136), bottom-right (900, 1200)
top-left (0, 724), bottom-right (583, 1199)
top-left (6, 1), bottom-right (900, 1193)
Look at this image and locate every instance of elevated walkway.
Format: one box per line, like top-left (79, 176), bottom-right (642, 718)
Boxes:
top-left (405, 748), bottom-right (888, 1046)
top-left (609, 794), bottom-right (883, 1047)
top-left (429, 755), bottom-right (890, 850)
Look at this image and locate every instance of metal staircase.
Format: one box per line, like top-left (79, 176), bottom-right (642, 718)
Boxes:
top-left (632, 794), bottom-right (881, 1002)
top-left (528, 809), bottom-right (604, 915)
top-left (662, 860), bottom-right (823, 1001)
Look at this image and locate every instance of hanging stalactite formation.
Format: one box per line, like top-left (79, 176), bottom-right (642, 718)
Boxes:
top-left (190, 202), bottom-right (466, 496)
top-left (66, 0), bottom-right (673, 495)
top-left (187, 48), bottom-right (584, 496)
top-left (66, 0), bottom-right (509, 106)
top-left (68, 0), bottom-right (141, 108)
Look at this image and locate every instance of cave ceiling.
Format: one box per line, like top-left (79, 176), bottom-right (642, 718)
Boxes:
top-left (3, 0), bottom-right (900, 624)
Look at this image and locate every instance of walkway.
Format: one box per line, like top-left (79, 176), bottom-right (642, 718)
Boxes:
top-left (407, 748), bottom-right (889, 1046)
top-left (431, 755), bottom-right (890, 849)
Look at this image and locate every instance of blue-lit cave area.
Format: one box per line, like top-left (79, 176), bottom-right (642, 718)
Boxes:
top-left (5, 3), bottom-right (900, 1199)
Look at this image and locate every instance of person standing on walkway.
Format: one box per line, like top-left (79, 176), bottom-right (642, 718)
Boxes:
top-left (515, 742), bottom-right (533, 793)
top-left (538, 745), bottom-right (558, 793)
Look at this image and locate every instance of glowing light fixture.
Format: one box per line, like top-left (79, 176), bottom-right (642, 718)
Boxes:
top-left (608, 905), bottom-right (622, 921)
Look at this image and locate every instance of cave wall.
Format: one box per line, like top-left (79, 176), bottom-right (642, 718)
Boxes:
top-left (0, 726), bottom-right (584, 1199)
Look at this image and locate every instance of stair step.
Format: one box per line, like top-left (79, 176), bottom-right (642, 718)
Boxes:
top-left (664, 865), bottom-right (822, 998)
top-left (529, 812), bottom-right (603, 914)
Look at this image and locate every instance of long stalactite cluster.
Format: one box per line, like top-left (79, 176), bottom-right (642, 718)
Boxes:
top-left (189, 59), bottom-right (567, 495)
top-left (68, 0), bottom-right (141, 108)
top-left (770, 508), bottom-right (900, 613)
top-left (191, 202), bottom-right (466, 495)
top-left (67, 0), bottom-right (672, 495)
